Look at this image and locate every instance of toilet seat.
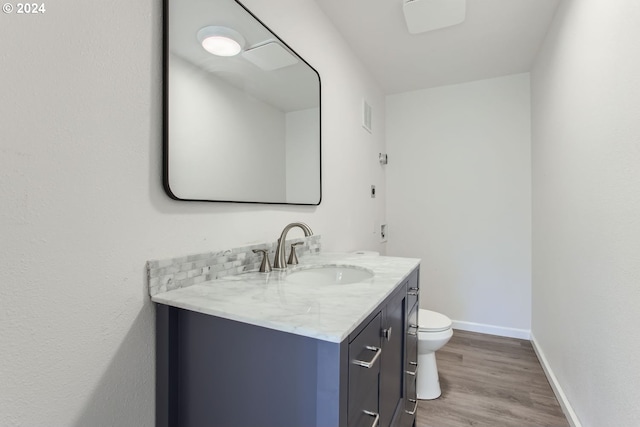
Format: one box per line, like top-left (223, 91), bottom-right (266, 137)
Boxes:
top-left (418, 309), bottom-right (452, 332)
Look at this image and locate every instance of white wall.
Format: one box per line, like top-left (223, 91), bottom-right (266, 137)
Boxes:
top-left (531, 0), bottom-right (640, 425)
top-left (169, 54), bottom-right (287, 202)
top-left (286, 107), bottom-right (320, 203)
top-left (386, 74), bottom-right (532, 336)
top-left (0, 0), bottom-right (386, 425)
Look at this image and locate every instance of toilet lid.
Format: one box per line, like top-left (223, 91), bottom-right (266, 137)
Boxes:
top-left (418, 309), bottom-right (452, 332)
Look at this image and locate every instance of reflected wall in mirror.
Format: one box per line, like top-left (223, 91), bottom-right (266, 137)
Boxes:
top-left (164, 0), bottom-right (321, 204)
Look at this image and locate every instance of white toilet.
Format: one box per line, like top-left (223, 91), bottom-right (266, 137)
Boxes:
top-left (417, 309), bottom-right (453, 400)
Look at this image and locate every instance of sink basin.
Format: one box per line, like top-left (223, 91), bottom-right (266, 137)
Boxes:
top-left (286, 265), bottom-right (374, 285)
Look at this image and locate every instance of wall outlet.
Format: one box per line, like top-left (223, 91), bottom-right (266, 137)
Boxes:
top-left (380, 223), bottom-right (388, 242)
top-left (371, 185), bottom-right (376, 198)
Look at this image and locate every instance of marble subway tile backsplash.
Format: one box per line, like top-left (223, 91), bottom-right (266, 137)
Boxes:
top-left (147, 235), bottom-right (321, 296)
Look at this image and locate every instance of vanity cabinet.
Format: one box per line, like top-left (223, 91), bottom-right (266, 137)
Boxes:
top-left (156, 266), bottom-right (420, 427)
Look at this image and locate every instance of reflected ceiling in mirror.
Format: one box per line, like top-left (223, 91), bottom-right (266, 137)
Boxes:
top-left (164, 0), bottom-right (321, 205)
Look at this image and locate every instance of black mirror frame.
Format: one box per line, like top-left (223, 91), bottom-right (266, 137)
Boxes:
top-left (162, 0), bottom-right (322, 205)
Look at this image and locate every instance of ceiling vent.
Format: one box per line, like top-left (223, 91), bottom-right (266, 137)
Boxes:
top-left (403, 0), bottom-right (467, 34)
top-left (242, 42), bottom-right (298, 71)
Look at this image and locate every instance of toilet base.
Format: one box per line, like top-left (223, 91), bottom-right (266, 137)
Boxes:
top-left (417, 352), bottom-right (442, 400)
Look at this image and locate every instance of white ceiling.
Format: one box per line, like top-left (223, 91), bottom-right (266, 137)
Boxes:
top-left (314, 0), bottom-right (561, 94)
top-left (170, 0), bottom-right (320, 112)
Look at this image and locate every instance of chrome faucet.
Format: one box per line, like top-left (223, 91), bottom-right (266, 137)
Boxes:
top-left (273, 222), bottom-right (313, 269)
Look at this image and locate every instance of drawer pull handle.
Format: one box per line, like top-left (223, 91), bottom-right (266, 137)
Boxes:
top-left (406, 364), bottom-right (418, 376)
top-left (408, 288), bottom-right (419, 296)
top-left (407, 324), bottom-right (418, 336)
top-left (363, 410), bottom-right (380, 427)
top-left (352, 346), bottom-right (382, 369)
top-left (405, 399), bottom-right (418, 416)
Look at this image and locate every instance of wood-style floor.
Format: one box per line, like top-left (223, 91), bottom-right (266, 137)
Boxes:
top-left (415, 330), bottom-right (570, 427)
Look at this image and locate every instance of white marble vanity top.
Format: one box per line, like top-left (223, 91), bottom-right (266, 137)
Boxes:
top-left (151, 252), bottom-right (420, 343)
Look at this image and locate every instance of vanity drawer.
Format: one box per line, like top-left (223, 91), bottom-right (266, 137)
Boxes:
top-left (408, 305), bottom-right (418, 330)
top-left (405, 398), bottom-right (418, 420)
top-left (406, 368), bottom-right (417, 400)
top-left (404, 367), bottom-right (418, 421)
top-left (408, 305), bottom-right (418, 339)
top-left (406, 326), bottom-right (418, 365)
top-left (406, 270), bottom-right (419, 310)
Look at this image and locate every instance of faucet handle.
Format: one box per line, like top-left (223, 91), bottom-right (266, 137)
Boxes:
top-left (287, 242), bottom-right (304, 266)
top-left (252, 249), bottom-right (272, 273)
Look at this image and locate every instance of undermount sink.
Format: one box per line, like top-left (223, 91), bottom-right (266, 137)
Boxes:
top-left (286, 265), bottom-right (374, 285)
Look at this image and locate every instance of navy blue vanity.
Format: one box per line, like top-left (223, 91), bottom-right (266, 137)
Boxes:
top-left (151, 253), bottom-right (420, 427)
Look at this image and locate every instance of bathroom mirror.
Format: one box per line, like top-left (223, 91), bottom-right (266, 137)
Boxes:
top-left (163, 0), bottom-right (321, 204)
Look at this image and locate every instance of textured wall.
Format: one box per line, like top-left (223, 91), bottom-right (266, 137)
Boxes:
top-left (0, 0), bottom-right (386, 425)
top-left (386, 74), bottom-right (532, 335)
top-left (531, 0), bottom-right (640, 425)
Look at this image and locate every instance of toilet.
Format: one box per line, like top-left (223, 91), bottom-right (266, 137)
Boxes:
top-left (417, 309), bottom-right (453, 400)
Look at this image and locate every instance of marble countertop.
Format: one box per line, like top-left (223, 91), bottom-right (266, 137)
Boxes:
top-left (151, 252), bottom-right (420, 343)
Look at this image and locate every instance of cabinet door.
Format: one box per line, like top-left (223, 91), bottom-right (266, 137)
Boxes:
top-left (379, 288), bottom-right (406, 427)
top-left (348, 312), bottom-right (382, 427)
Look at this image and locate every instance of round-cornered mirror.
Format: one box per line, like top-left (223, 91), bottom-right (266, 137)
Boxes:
top-left (164, 0), bottom-right (321, 205)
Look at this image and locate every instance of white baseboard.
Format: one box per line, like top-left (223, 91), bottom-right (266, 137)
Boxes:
top-left (452, 322), bottom-right (582, 426)
top-left (530, 333), bottom-right (582, 427)
top-left (452, 320), bottom-right (531, 340)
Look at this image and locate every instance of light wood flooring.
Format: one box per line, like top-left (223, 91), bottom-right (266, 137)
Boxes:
top-left (415, 330), bottom-right (570, 427)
